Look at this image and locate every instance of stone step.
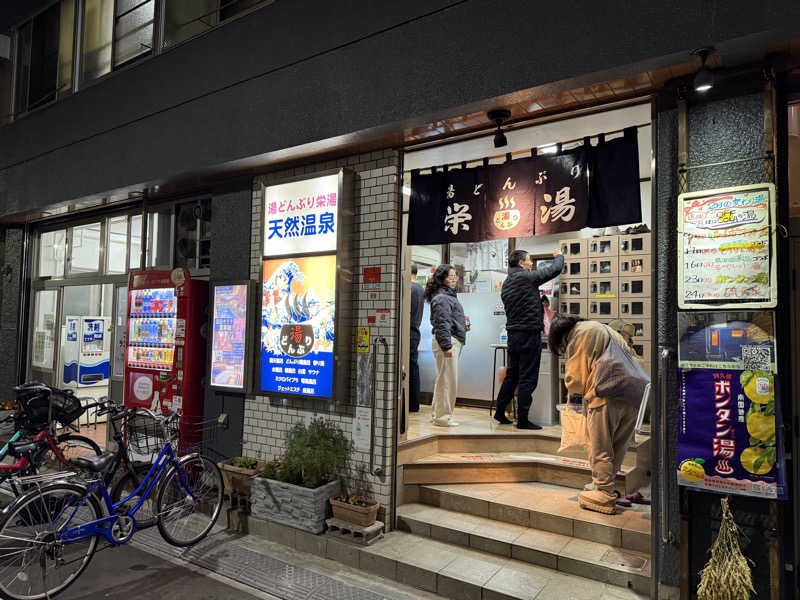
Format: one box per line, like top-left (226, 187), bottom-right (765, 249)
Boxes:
top-left (418, 482), bottom-right (651, 553)
top-left (398, 431), bottom-right (650, 471)
top-left (361, 529), bottom-right (649, 600)
top-left (396, 503), bottom-right (650, 595)
top-left (403, 451), bottom-right (648, 494)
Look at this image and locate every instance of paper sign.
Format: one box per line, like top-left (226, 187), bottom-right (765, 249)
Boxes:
top-left (363, 267), bottom-right (381, 291)
top-left (356, 326), bottom-right (370, 353)
top-left (353, 406), bottom-right (372, 451)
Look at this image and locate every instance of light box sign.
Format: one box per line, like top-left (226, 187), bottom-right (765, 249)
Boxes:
top-left (260, 255), bottom-right (336, 397)
top-left (264, 174), bottom-right (339, 257)
top-left (210, 284), bottom-right (249, 389)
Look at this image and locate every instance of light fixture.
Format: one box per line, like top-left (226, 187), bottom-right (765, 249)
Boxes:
top-left (540, 144), bottom-right (558, 155)
top-left (488, 109), bottom-right (511, 148)
top-left (692, 47), bottom-right (715, 93)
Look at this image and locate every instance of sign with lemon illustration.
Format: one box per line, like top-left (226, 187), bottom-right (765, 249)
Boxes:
top-left (678, 368), bottom-right (785, 499)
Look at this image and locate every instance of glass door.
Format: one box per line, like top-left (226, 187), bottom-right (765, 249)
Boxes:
top-left (28, 289), bottom-right (61, 386)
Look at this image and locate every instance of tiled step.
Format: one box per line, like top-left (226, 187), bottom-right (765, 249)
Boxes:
top-left (403, 451), bottom-right (648, 494)
top-left (397, 502), bottom-right (650, 595)
top-left (361, 529), bottom-right (649, 600)
top-left (418, 482), bottom-right (651, 553)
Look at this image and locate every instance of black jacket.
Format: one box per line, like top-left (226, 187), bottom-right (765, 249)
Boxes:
top-left (501, 255), bottom-right (564, 332)
top-left (410, 282), bottom-right (424, 347)
top-left (429, 287), bottom-right (466, 351)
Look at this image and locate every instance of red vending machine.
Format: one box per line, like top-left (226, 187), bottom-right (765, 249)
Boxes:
top-left (124, 268), bottom-right (208, 448)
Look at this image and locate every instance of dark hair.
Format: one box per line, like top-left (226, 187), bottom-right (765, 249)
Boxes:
top-left (509, 249), bottom-right (529, 268)
top-left (540, 295), bottom-right (550, 306)
top-left (548, 315), bottom-right (584, 356)
top-left (424, 264), bottom-right (454, 302)
top-left (411, 263), bottom-right (418, 275)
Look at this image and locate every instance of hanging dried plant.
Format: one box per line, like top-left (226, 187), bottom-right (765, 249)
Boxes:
top-left (697, 497), bottom-right (755, 600)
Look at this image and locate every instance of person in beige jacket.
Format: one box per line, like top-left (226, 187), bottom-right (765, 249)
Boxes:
top-left (549, 316), bottom-right (638, 515)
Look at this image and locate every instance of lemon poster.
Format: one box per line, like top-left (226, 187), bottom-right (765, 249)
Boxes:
top-left (678, 368), bottom-right (786, 499)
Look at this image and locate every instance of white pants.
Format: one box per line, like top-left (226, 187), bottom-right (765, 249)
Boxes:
top-left (431, 338), bottom-right (463, 425)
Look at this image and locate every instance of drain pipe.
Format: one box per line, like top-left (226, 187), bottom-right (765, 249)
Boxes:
top-left (370, 336), bottom-right (389, 477)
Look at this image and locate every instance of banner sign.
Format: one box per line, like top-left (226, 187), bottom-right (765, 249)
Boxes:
top-left (678, 368), bottom-right (786, 499)
top-left (407, 151), bottom-right (589, 245)
top-left (678, 183), bottom-right (777, 309)
top-left (210, 284), bottom-right (249, 390)
top-left (261, 255), bottom-right (336, 398)
top-left (264, 174), bottom-right (339, 257)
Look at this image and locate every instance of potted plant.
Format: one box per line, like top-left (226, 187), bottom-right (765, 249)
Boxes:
top-left (251, 418), bottom-right (350, 534)
top-left (218, 456), bottom-right (265, 498)
top-left (330, 494), bottom-right (380, 527)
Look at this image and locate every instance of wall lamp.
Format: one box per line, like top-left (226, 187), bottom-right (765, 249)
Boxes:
top-left (692, 47), bottom-right (715, 93)
top-left (488, 109), bottom-right (511, 148)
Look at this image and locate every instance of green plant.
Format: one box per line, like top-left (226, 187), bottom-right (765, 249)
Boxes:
top-left (231, 457), bottom-right (259, 470)
top-left (261, 418), bottom-right (350, 489)
top-left (333, 494), bottom-right (375, 507)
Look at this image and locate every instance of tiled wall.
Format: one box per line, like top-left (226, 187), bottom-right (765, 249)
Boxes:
top-left (244, 150), bottom-right (401, 514)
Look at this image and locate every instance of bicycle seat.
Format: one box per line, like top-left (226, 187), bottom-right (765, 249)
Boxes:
top-left (72, 452), bottom-right (115, 473)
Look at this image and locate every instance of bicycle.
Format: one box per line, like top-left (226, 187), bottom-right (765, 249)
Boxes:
top-left (0, 409), bottom-right (224, 600)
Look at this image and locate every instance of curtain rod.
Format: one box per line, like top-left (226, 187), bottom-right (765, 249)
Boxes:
top-left (405, 122), bottom-right (651, 173)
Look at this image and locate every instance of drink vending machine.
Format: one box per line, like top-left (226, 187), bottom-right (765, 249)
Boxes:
top-left (124, 269), bottom-right (208, 449)
top-left (62, 316), bottom-right (111, 387)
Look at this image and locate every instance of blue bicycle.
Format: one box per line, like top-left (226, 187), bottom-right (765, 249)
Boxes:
top-left (0, 408), bottom-right (223, 599)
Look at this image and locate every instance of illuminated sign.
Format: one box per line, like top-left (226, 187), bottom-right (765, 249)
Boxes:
top-left (260, 255), bottom-right (336, 397)
top-left (263, 174), bottom-right (339, 257)
top-left (210, 284), bottom-right (249, 390)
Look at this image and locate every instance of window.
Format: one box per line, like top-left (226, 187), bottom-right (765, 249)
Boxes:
top-left (31, 290), bottom-right (58, 370)
top-left (449, 240), bottom-right (508, 293)
top-left (146, 210), bottom-right (172, 267)
top-left (81, 0), bottom-right (114, 83)
top-left (130, 214), bottom-right (143, 269)
top-left (163, 0), bottom-right (217, 48)
top-left (69, 222), bottom-right (102, 274)
top-left (38, 229), bottom-right (66, 278)
top-left (106, 216), bottom-right (128, 273)
top-left (113, 0), bottom-right (155, 67)
top-left (14, 1), bottom-right (74, 114)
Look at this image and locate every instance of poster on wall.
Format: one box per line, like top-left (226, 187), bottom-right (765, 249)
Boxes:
top-left (678, 183), bottom-right (777, 309)
top-left (264, 174), bottom-right (339, 256)
top-left (678, 311), bottom-right (777, 372)
top-left (210, 283), bottom-right (250, 390)
top-left (260, 255), bottom-right (336, 398)
top-left (677, 367), bottom-right (786, 499)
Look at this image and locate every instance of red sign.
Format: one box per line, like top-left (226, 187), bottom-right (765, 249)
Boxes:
top-left (363, 267), bottom-right (381, 284)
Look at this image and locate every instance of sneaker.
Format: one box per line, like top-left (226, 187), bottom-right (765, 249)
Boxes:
top-left (516, 421), bottom-right (542, 430)
top-left (447, 421), bottom-right (460, 427)
top-left (432, 419), bottom-right (450, 427)
top-left (493, 414), bottom-right (513, 425)
top-left (578, 490), bottom-right (617, 515)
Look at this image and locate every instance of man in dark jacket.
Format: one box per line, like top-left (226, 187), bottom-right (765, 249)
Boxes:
top-left (494, 248), bottom-right (563, 429)
top-left (409, 264), bottom-right (424, 412)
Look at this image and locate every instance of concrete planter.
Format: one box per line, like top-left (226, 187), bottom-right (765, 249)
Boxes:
top-left (251, 477), bottom-right (340, 534)
top-left (0, 411), bottom-right (14, 436)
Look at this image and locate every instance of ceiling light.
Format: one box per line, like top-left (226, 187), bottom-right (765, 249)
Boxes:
top-left (692, 47), bottom-right (715, 93)
top-left (487, 109), bottom-right (511, 148)
top-left (540, 144), bottom-right (558, 154)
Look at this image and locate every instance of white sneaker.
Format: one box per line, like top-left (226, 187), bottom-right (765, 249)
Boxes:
top-left (447, 421), bottom-right (460, 427)
top-left (432, 419), bottom-right (450, 427)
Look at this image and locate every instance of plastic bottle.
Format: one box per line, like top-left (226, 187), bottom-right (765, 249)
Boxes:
top-left (500, 327), bottom-right (508, 344)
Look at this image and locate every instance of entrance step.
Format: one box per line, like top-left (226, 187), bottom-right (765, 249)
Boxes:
top-left (417, 482), bottom-right (651, 552)
top-left (403, 451), bottom-right (647, 494)
top-left (361, 529), bottom-right (649, 599)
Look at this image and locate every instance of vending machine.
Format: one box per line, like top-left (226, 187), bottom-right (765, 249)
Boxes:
top-left (62, 316), bottom-right (111, 387)
top-left (124, 269), bottom-right (208, 447)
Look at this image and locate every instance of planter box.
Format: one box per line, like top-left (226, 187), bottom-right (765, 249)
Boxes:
top-left (330, 497), bottom-right (380, 527)
top-left (218, 459), bottom-right (265, 497)
top-left (251, 477), bottom-right (340, 534)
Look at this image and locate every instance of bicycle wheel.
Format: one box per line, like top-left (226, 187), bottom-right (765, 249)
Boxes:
top-left (110, 467), bottom-right (157, 528)
top-left (0, 482), bottom-right (101, 600)
top-left (38, 434), bottom-right (102, 480)
top-left (156, 455), bottom-right (222, 547)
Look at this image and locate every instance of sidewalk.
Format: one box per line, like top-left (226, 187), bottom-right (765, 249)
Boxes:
top-left (132, 527), bottom-right (442, 600)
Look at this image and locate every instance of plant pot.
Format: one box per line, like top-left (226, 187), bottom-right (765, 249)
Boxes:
top-left (330, 496), bottom-right (380, 527)
top-left (251, 477), bottom-right (340, 534)
top-left (218, 458), bottom-right (265, 497)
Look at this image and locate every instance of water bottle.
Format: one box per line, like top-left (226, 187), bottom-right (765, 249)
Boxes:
top-left (500, 327), bottom-right (508, 344)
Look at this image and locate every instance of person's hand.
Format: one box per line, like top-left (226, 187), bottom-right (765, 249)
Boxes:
top-left (443, 350), bottom-right (453, 357)
top-left (465, 323), bottom-right (471, 332)
top-left (553, 247), bottom-right (562, 257)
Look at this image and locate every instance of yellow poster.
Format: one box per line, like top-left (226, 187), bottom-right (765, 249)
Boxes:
top-left (356, 326), bottom-right (370, 353)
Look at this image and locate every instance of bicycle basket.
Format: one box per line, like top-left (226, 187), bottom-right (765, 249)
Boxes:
top-left (124, 410), bottom-right (178, 456)
top-left (14, 383), bottom-right (84, 430)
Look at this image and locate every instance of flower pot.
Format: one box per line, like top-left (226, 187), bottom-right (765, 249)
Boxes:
top-left (251, 477), bottom-right (340, 534)
top-left (218, 459), bottom-right (265, 497)
top-left (330, 496), bottom-right (380, 527)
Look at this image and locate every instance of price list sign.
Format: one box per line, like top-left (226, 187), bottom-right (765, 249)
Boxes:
top-left (678, 184), bottom-right (776, 309)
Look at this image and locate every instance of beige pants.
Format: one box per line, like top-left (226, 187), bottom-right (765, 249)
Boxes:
top-left (431, 338), bottom-right (463, 425)
top-left (585, 400), bottom-right (638, 492)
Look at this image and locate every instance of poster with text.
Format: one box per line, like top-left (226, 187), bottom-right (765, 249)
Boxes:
top-left (678, 368), bottom-right (786, 499)
top-left (210, 284), bottom-right (249, 389)
top-left (678, 184), bottom-right (776, 309)
top-left (678, 311), bottom-right (777, 372)
top-left (261, 255), bottom-right (336, 397)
